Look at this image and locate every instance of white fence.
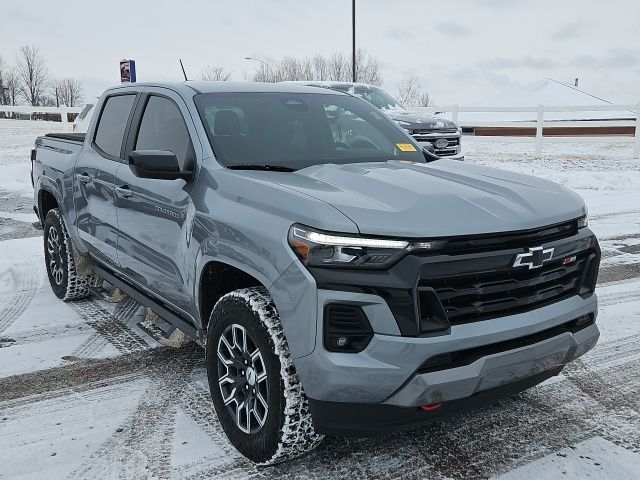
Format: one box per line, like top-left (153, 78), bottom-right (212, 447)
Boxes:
top-left (410, 104), bottom-right (640, 159)
top-left (0, 105), bottom-right (83, 127)
top-left (1, 104), bottom-right (638, 159)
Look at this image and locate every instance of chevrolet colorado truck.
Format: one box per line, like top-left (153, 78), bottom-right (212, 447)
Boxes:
top-left (286, 81), bottom-right (463, 159)
top-left (32, 82), bottom-right (600, 465)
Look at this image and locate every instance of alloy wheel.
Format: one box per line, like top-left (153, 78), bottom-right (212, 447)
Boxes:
top-left (217, 323), bottom-right (269, 434)
top-left (47, 226), bottom-right (64, 285)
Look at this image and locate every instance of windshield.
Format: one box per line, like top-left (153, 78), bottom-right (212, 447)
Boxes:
top-left (195, 92), bottom-right (424, 171)
top-left (352, 86), bottom-right (405, 111)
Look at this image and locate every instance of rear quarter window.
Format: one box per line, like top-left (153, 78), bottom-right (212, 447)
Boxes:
top-left (93, 94), bottom-right (136, 158)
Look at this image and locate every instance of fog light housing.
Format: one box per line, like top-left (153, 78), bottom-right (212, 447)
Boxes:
top-left (324, 304), bottom-right (373, 353)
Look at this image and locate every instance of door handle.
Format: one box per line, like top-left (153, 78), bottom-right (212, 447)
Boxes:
top-left (116, 185), bottom-right (133, 198)
top-left (77, 172), bottom-right (92, 183)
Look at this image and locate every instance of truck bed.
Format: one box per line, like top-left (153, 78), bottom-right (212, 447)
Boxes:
top-left (45, 132), bottom-right (86, 143)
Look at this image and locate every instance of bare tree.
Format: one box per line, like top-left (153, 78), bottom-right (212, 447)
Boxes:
top-left (0, 55), bottom-right (10, 105)
top-left (418, 91), bottom-right (433, 107)
top-left (39, 95), bottom-right (57, 107)
top-left (252, 63), bottom-right (273, 83)
top-left (352, 49), bottom-right (382, 85)
top-left (54, 78), bottom-right (83, 107)
top-left (328, 51), bottom-right (347, 82)
top-left (248, 49), bottom-right (383, 85)
top-left (16, 45), bottom-right (50, 106)
top-left (5, 68), bottom-right (19, 106)
top-left (200, 65), bottom-right (232, 81)
top-left (312, 54), bottom-right (329, 81)
top-left (1, 56), bottom-right (21, 106)
top-left (396, 76), bottom-right (432, 107)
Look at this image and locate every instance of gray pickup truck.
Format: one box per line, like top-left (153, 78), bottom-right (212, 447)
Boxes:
top-left (32, 82), bottom-right (600, 465)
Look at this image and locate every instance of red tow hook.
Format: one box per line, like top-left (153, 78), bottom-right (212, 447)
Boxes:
top-left (547, 364), bottom-right (563, 374)
top-left (419, 403), bottom-right (442, 412)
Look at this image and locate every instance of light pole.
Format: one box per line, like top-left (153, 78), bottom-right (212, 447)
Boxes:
top-left (244, 57), bottom-right (270, 68)
top-left (244, 57), bottom-right (271, 82)
top-left (352, 0), bottom-right (356, 83)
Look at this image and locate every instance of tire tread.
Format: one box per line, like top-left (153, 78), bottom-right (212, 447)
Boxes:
top-left (211, 287), bottom-right (324, 465)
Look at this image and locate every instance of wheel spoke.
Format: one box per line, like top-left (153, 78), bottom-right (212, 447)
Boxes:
top-left (249, 348), bottom-right (261, 362)
top-left (244, 400), bottom-right (252, 432)
top-left (256, 391), bottom-right (268, 411)
top-left (220, 334), bottom-right (234, 354)
top-left (223, 391), bottom-right (237, 406)
top-left (236, 401), bottom-right (244, 431)
top-left (217, 348), bottom-right (233, 366)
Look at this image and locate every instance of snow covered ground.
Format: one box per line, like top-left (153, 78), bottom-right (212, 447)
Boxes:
top-left (0, 119), bottom-right (638, 479)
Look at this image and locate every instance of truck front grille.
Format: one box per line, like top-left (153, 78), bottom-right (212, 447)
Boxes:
top-left (420, 251), bottom-right (596, 325)
top-left (412, 128), bottom-right (458, 134)
top-left (411, 133), bottom-right (460, 156)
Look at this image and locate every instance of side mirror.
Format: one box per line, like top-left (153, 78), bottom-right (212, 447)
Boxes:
top-left (129, 150), bottom-right (193, 180)
top-left (422, 145), bottom-right (440, 163)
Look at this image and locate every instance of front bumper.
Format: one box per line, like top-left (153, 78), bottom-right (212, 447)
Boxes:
top-left (303, 298), bottom-right (598, 436)
top-left (309, 367), bottom-right (562, 436)
top-left (295, 292), bottom-right (598, 404)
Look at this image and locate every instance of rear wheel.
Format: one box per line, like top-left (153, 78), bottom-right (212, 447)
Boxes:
top-left (43, 209), bottom-right (93, 301)
top-left (206, 287), bottom-right (323, 464)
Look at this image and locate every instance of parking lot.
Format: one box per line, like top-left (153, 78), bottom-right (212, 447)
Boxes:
top-left (0, 120), bottom-right (638, 479)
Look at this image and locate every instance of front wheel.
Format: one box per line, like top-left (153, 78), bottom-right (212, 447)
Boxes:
top-left (206, 287), bottom-right (323, 465)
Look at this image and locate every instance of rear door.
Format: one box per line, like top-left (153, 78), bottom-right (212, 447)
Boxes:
top-left (74, 92), bottom-right (137, 266)
top-left (113, 89), bottom-right (198, 312)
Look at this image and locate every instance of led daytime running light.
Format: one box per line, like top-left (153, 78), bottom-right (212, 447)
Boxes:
top-left (294, 227), bottom-right (409, 250)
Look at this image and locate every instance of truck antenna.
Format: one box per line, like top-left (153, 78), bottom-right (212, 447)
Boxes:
top-left (179, 59), bottom-right (189, 81)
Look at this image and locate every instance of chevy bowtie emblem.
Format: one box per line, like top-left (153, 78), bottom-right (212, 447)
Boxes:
top-left (513, 246), bottom-right (554, 269)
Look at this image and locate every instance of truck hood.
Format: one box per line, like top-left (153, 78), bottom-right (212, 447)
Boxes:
top-left (243, 160), bottom-right (586, 238)
top-left (384, 110), bottom-right (458, 129)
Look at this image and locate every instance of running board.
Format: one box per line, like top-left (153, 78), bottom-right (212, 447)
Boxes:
top-left (92, 265), bottom-right (200, 343)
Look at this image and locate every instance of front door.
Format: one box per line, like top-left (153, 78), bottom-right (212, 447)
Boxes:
top-left (114, 91), bottom-right (198, 312)
top-left (74, 93), bottom-right (136, 267)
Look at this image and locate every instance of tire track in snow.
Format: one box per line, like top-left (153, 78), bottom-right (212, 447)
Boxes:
top-left (69, 298), bottom-right (150, 357)
top-left (0, 262), bottom-right (41, 334)
top-left (0, 322), bottom-right (94, 348)
top-left (0, 346), bottom-right (184, 406)
top-left (67, 345), bottom-right (205, 480)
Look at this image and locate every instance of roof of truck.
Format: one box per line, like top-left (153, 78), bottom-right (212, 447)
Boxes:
top-left (105, 81), bottom-right (345, 95)
top-left (283, 81), bottom-right (379, 89)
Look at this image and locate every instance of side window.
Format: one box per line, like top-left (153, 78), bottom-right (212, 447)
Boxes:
top-left (94, 94), bottom-right (136, 158)
top-left (135, 96), bottom-right (194, 170)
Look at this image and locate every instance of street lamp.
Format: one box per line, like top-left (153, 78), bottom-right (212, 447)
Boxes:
top-left (352, 0), bottom-right (356, 83)
top-left (244, 57), bottom-right (270, 68)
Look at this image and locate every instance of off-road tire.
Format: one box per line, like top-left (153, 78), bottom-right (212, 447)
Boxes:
top-left (206, 287), bottom-right (323, 465)
top-left (43, 208), bottom-right (94, 301)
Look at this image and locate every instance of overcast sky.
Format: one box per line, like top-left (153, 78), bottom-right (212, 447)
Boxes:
top-left (1, 0), bottom-right (639, 105)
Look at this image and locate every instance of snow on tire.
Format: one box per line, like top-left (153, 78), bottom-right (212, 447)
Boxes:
top-left (206, 287), bottom-right (323, 465)
top-left (44, 208), bottom-right (94, 301)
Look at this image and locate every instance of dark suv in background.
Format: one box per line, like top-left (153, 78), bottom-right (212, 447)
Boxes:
top-left (288, 81), bottom-right (463, 159)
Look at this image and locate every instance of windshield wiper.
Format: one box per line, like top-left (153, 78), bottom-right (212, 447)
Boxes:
top-left (227, 164), bottom-right (296, 172)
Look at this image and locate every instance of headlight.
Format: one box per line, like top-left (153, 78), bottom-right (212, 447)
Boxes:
top-left (288, 224), bottom-right (440, 269)
top-left (577, 215), bottom-right (588, 228)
